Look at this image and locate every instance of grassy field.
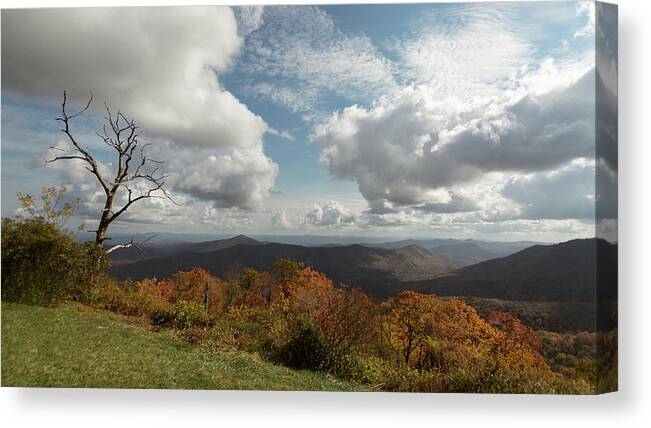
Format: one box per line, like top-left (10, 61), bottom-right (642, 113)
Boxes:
top-left (1, 302), bottom-right (365, 391)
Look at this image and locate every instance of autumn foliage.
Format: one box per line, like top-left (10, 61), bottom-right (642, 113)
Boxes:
top-left (88, 259), bottom-right (599, 393)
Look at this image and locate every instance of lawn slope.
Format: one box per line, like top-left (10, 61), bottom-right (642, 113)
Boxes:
top-left (1, 303), bottom-right (364, 391)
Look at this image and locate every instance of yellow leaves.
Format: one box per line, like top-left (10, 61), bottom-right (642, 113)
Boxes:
top-left (380, 291), bottom-right (554, 384)
top-left (16, 186), bottom-right (80, 230)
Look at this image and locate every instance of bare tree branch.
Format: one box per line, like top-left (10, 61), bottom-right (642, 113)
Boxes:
top-left (47, 91), bottom-right (175, 247)
top-left (105, 234), bottom-right (157, 254)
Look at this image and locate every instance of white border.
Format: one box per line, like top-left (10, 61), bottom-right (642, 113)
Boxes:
top-left (2, 1), bottom-right (650, 427)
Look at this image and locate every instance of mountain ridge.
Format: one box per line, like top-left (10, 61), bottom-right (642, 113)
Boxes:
top-left (403, 238), bottom-right (617, 302)
top-left (109, 237), bottom-right (463, 297)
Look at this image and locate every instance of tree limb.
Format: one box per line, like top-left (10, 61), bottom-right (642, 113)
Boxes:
top-left (47, 91), bottom-right (176, 246)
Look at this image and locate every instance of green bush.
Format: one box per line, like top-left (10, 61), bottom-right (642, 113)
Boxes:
top-left (275, 318), bottom-right (340, 372)
top-left (150, 301), bottom-right (208, 329)
top-left (1, 218), bottom-right (108, 305)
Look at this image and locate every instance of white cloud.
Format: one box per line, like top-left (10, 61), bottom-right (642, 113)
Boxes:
top-left (468, 218), bottom-right (594, 238)
top-left (245, 82), bottom-right (317, 115)
top-left (575, 1), bottom-right (596, 38)
top-left (1, 7), bottom-right (277, 211)
top-left (502, 159), bottom-right (596, 220)
top-left (267, 127), bottom-right (295, 141)
top-left (201, 206), bottom-right (254, 230)
top-left (236, 6), bottom-right (397, 115)
top-left (271, 210), bottom-right (291, 229)
top-left (304, 201), bottom-right (356, 228)
top-left (234, 6), bottom-right (265, 36)
top-left (158, 142), bottom-right (278, 210)
top-left (392, 3), bottom-right (533, 102)
top-left (314, 60), bottom-right (595, 219)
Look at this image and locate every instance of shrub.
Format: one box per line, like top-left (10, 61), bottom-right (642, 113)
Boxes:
top-left (135, 278), bottom-right (176, 306)
top-left (173, 267), bottom-right (224, 317)
top-left (89, 276), bottom-right (165, 317)
top-left (90, 276), bottom-right (130, 312)
top-left (1, 218), bottom-right (108, 305)
top-left (151, 301), bottom-right (208, 329)
top-left (275, 318), bottom-right (340, 372)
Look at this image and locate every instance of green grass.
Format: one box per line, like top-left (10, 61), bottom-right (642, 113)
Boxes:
top-left (1, 302), bottom-right (365, 391)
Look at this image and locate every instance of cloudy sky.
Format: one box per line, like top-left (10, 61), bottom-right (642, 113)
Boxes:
top-left (1, 2), bottom-right (614, 242)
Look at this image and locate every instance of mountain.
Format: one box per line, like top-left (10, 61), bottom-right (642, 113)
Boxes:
top-left (368, 238), bottom-right (541, 264)
top-left (109, 238), bottom-right (462, 297)
top-left (182, 234), bottom-right (264, 253)
top-left (431, 242), bottom-right (499, 264)
top-left (108, 234), bottom-right (263, 266)
top-left (403, 238), bottom-right (617, 302)
top-left (370, 238), bottom-right (458, 250)
top-left (470, 240), bottom-right (543, 257)
top-left (248, 234), bottom-right (391, 247)
top-left (108, 242), bottom-right (186, 266)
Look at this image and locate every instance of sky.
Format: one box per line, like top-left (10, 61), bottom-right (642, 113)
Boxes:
top-left (0, 2), bottom-right (617, 242)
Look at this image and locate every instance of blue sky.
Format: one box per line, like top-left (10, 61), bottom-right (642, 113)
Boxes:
top-left (1, 2), bottom-right (615, 242)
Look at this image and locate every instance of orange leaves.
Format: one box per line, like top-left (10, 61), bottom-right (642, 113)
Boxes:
top-left (173, 267), bottom-right (224, 317)
top-left (128, 267), bottom-right (225, 318)
top-left (271, 262), bottom-right (331, 300)
top-left (380, 291), bottom-right (554, 386)
top-left (486, 311), bottom-right (543, 352)
top-left (265, 263), bottom-right (379, 351)
top-left (135, 278), bottom-right (175, 306)
top-left (382, 292), bottom-right (489, 366)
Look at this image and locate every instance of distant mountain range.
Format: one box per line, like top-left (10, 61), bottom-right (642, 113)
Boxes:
top-left (404, 238), bottom-right (618, 302)
top-left (105, 233), bottom-right (542, 266)
top-left (108, 235), bottom-right (616, 305)
top-left (109, 235), bottom-right (462, 297)
top-left (93, 232), bottom-right (543, 264)
top-left (367, 239), bottom-right (540, 263)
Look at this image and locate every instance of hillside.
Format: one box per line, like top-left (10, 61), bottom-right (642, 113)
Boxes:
top-left (370, 238), bottom-right (540, 263)
top-left (446, 297), bottom-right (617, 332)
top-left (109, 237), bottom-right (462, 297)
top-left (109, 234), bottom-right (265, 265)
top-left (405, 238), bottom-right (618, 302)
top-left (1, 303), bottom-right (364, 391)
top-left (431, 242), bottom-right (500, 264)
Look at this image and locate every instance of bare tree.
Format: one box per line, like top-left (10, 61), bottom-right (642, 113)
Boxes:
top-left (46, 91), bottom-right (174, 251)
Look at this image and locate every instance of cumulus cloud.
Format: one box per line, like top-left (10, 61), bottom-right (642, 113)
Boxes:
top-left (201, 206), bottom-right (254, 229)
top-left (448, 69), bottom-right (595, 172)
top-left (49, 179), bottom-right (197, 229)
top-left (304, 201), bottom-right (356, 228)
top-left (364, 209), bottom-right (426, 228)
top-left (157, 142), bottom-right (278, 210)
top-left (414, 194), bottom-right (479, 214)
top-left (314, 65), bottom-right (596, 218)
top-left (502, 160), bottom-right (596, 220)
top-left (1, 7), bottom-right (277, 211)
top-left (271, 210), bottom-right (291, 229)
